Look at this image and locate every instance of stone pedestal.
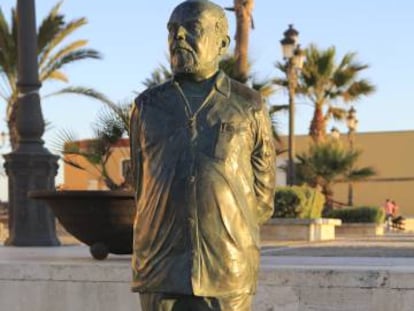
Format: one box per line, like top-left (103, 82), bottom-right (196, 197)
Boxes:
top-left (4, 152), bottom-right (59, 246)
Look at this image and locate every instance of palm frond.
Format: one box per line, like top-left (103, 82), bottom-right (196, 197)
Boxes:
top-left (342, 79), bottom-right (376, 102)
top-left (326, 106), bottom-right (346, 121)
top-left (49, 127), bottom-right (79, 154)
top-left (39, 39), bottom-right (88, 73)
top-left (40, 49), bottom-right (101, 81)
top-left (62, 158), bottom-right (87, 171)
top-left (336, 51), bottom-right (356, 70)
top-left (269, 104), bottom-right (289, 114)
top-left (219, 54), bottom-right (238, 80)
top-left (0, 8), bottom-right (17, 76)
top-left (37, 1), bottom-right (64, 52)
top-left (45, 86), bottom-right (116, 110)
top-left (93, 102), bottom-right (131, 139)
top-left (39, 17), bottom-right (88, 67)
top-left (271, 77), bottom-right (288, 88)
top-left (347, 167), bottom-right (377, 182)
top-left (274, 61), bottom-right (287, 73)
top-left (0, 8), bottom-right (11, 50)
top-left (252, 81), bottom-right (276, 99)
top-left (142, 64), bottom-right (172, 88)
top-left (46, 70), bottom-right (68, 82)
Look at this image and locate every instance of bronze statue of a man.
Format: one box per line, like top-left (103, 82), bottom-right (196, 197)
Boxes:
top-left (130, 0), bottom-right (276, 310)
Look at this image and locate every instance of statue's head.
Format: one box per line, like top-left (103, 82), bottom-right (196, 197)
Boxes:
top-left (168, 0), bottom-right (230, 80)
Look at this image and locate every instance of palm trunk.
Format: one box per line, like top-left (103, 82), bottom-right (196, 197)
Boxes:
top-left (322, 185), bottom-right (334, 215)
top-left (7, 100), bottom-right (19, 151)
top-left (233, 0), bottom-right (254, 83)
top-left (309, 104), bottom-right (326, 143)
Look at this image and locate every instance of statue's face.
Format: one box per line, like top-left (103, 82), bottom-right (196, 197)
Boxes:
top-left (168, 4), bottom-right (227, 80)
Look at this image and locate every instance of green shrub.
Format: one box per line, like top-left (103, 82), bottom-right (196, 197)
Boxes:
top-left (273, 185), bottom-right (325, 219)
top-left (325, 206), bottom-right (385, 224)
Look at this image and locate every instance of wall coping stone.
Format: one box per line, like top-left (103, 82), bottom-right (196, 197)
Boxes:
top-left (266, 218), bottom-right (342, 226)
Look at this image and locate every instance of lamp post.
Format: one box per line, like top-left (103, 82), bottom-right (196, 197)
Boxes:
top-left (346, 106), bottom-right (358, 206)
top-left (3, 0), bottom-right (59, 246)
top-left (280, 24), bottom-right (305, 186)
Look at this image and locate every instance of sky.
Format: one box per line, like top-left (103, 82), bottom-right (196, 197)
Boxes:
top-left (0, 0), bottom-right (413, 200)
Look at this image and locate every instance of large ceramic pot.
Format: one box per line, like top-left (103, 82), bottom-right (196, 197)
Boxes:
top-left (30, 190), bottom-right (135, 260)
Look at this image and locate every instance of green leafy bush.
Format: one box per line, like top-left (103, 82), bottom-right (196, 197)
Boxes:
top-left (325, 206), bottom-right (385, 224)
top-left (273, 185), bottom-right (325, 219)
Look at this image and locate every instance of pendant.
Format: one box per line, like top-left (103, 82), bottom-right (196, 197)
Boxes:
top-left (188, 117), bottom-right (197, 140)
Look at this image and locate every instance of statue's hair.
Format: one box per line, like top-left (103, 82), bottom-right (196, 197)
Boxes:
top-left (173, 0), bottom-right (229, 38)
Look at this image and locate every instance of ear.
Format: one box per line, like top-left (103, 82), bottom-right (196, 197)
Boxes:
top-left (218, 35), bottom-right (230, 56)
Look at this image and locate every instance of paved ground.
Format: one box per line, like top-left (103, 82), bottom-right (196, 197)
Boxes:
top-left (262, 232), bottom-right (414, 257)
top-left (2, 231), bottom-right (414, 273)
top-left (3, 223), bottom-right (414, 259)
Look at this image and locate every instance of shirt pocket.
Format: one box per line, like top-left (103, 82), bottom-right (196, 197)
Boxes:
top-left (214, 120), bottom-right (250, 161)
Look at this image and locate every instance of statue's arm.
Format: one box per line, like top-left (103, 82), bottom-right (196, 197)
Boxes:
top-left (251, 102), bottom-right (276, 225)
top-left (129, 98), bottom-right (143, 200)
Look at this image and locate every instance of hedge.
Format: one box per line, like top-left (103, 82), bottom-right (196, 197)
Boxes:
top-left (273, 185), bottom-right (325, 219)
top-left (324, 206), bottom-right (385, 224)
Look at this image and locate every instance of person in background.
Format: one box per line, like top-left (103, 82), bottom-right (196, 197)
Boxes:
top-left (391, 200), bottom-right (399, 217)
top-left (384, 199), bottom-right (393, 230)
top-left (391, 200), bottom-right (405, 231)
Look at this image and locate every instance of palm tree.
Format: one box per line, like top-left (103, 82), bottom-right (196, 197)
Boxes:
top-left (52, 101), bottom-right (132, 190)
top-left (142, 64), bottom-right (172, 88)
top-left (274, 44), bottom-right (375, 143)
top-left (225, 0), bottom-right (255, 83)
top-left (0, 2), bottom-right (101, 149)
top-left (291, 140), bottom-right (376, 211)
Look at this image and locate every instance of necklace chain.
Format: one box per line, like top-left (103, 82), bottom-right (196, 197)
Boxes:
top-left (173, 81), bottom-right (215, 140)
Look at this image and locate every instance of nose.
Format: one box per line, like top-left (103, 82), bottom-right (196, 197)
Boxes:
top-left (175, 25), bottom-right (186, 40)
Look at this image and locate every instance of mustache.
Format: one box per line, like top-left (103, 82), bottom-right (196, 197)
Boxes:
top-left (171, 43), bottom-right (195, 55)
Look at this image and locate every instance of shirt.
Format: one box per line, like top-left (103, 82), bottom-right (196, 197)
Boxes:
top-left (130, 71), bottom-right (276, 297)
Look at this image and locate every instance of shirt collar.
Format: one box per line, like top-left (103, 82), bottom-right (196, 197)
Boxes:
top-left (171, 70), bottom-right (231, 98)
top-left (214, 70), bottom-right (231, 98)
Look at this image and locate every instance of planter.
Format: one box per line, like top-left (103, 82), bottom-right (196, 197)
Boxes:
top-left (261, 218), bottom-right (342, 242)
top-left (30, 190), bottom-right (135, 260)
top-left (335, 223), bottom-right (384, 237)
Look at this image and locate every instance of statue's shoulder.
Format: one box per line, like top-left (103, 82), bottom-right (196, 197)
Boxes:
top-left (134, 79), bottom-right (174, 107)
top-left (229, 78), bottom-right (262, 111)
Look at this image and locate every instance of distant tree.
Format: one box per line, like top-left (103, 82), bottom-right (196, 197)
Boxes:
top-left (274, 44), bottom-right (375, 143)
top-left (52, 100), bottom-right (132, 190)
top-left (142, 64), bottom-right (172, 89)
top-left (0, 2), bottom-right (101, 149)
top-left (287, 140), bottom-right (376, 210)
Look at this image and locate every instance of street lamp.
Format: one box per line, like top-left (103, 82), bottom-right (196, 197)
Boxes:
top-left (330, 126), bottom-right (341, 140)
top-left (346, 106), bottom-right (358, 206)
top-left (0, 131), bottom-right (8, 148)
top-left (3, 0), bottom-right (59, 246)
top-left (280, 24), bottom-right (305, 186)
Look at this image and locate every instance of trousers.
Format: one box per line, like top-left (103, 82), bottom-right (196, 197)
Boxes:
top-left (139, 293), bottom-right (253, 311)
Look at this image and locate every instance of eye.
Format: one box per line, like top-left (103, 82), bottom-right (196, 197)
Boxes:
top-left (167, 23), bottom-right (177, 34)
top-left (186, 22), bottom-right (202, 35)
